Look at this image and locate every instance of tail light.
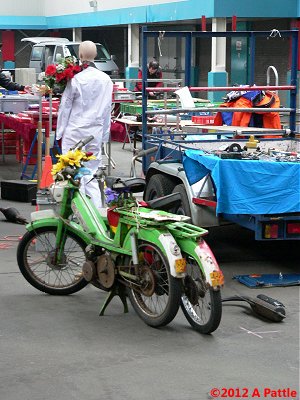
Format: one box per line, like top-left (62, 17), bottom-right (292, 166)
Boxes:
top-left (264, 224), bottom-right (279, 239)
top-left (287, 222), bottom-right (300, 235)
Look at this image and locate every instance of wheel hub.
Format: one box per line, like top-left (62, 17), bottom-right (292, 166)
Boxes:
top-left (46, 250), bottom-right (67, 270)
top-left (184, 275), bottom-right (206, 305)
top-left (139, 266), bottom-right (155, 296)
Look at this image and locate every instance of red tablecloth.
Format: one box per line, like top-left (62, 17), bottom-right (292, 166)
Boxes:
top-left (0, 113), bottom-right (57, 144)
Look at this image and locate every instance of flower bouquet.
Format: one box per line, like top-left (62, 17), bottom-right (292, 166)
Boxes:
top-left (51, 149), bottom-right (96, 177)
top-left (39, 56), bottom-right (82, 94)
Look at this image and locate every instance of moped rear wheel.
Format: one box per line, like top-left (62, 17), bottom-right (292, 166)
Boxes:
top-left (127, 242), bottom-right (181, 328)
top-left (181, 255), bottom-right (222, 334)
top-left (17, 227), bottom-right (88, 295)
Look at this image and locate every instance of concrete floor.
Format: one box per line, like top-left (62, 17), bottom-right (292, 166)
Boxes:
top-left (0, 142), bottom-right (299, 400)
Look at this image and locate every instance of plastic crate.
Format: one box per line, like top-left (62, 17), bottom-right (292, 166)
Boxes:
top-left (0, 97), bottom-right (29, 113)
top-left (122, 103), bottom-right (144, 114)
top-left (191, 115), bottom-right (216, 124)
top-left (180, 111), bottom-right (211, 121)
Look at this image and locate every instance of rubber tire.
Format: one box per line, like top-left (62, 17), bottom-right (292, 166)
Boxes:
top-left (17, 227), bottom-right (88, 295)
top-left (181, 289), bottom-right (222, 334)
top-left (172, 184), bottom-right (192, 217)
top-left (180, 260), bottom-right (222, 334)
top-left (127, 242), bottom-right (181, 328)
top-left (144, 174), bottom-right (176, 201)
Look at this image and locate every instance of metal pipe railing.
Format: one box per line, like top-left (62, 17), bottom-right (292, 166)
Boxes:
top-left (146, 107), bottom-right (294, 115)
top-left (146, 85), bottom-right (295, 92)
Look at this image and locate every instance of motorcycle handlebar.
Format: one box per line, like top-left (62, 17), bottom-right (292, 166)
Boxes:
top-left (70, 135), bottom-right (94, 151)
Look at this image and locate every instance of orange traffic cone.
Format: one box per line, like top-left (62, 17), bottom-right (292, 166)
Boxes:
top-left (40, 155), bottom-right (54, 189)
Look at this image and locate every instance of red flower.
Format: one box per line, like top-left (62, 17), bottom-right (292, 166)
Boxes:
top-left (44, 57), bottom-right (83, 90)
top-left (45, 64), bottom-right (57, 76)
top-left (55, 71), bottom-right (66, 83)
top-left (64, 67), bottom-right (74, 80)
top-left (73, 65), bottom-right (82, 73)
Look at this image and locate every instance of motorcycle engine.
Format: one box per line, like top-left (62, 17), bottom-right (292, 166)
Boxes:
top-left (82, 254), bottom-right (116, 291)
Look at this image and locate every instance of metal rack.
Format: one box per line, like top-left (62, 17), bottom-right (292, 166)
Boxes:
top-left (140, 27), bottom-right (299, 144)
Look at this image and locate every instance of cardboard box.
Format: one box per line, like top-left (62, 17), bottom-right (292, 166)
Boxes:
top-left (1, 180), bottom-right (37, 202)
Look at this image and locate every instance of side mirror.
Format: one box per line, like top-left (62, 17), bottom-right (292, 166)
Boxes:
top-left (111, 54), bottom-right (116, 61)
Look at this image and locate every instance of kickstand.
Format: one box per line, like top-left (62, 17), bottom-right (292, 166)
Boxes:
top-left (99, 283), bottom-right (128, 316)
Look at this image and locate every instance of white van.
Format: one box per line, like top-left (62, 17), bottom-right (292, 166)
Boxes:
top-left (21, 37), bottom-right (119, 78)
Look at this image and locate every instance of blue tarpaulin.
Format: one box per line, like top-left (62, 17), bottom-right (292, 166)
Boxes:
top-left (183, 150), bottom-right (300, 215)
top-left (233, 273), bottom-right (300, 287)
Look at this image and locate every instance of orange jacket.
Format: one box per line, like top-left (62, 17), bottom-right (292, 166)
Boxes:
top-left (214, 91), bottom-right (281, 130)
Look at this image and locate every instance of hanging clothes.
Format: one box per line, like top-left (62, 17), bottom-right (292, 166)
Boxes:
top-left (214, 90), bottom-right (281, 131)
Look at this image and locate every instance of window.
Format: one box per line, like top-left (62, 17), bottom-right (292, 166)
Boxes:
top-left (45, 45), bottom-right (55, 67)
top-left (31, 46), bottom-right (43, 61)
top-left (55, 46), bottom-right (64, 63)
top-left (67, 44), bottom-right (110, 61)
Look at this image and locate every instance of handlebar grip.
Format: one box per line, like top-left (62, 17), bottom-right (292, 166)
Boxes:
top-left (135, 146), bottom-right (158, 158)
top-left (70, 135), bottom-right (95, 150)
top-left (81, 135), bottom-right (94, 147)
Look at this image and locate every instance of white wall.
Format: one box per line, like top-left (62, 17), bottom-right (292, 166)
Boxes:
top-left (44, 0), bottom-right (184, 16)
top-left (0, 0), bottom-right (45, 16)
top-left (0, 0), bottom-right (184, 17)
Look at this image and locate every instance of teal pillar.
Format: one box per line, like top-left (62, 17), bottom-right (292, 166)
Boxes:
top-left (3, 61), bottom-right (15, 69)
top-left (125, 66), bottom-right (139, 91)
top-left (190, 66), bottom-right (199, 87)
top-left (208, 71), bottom-right (228, 103)
top-left (231, 22), bottom-right (250, 86)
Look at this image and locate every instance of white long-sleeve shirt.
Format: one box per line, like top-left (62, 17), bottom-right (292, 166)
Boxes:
top-left (56, 65), bottom-right (113, 208)
top-left (56, 65), bottom-right (113, 148)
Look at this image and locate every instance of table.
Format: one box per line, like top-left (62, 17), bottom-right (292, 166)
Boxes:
top-left (113, 117), bottom-right (181, 150)
top-left (183, 150), bottom-right (300, 215)
top-left (0, 113), bottom-right (56, 149)
top-left (0, 113), bottom-right (57, 166)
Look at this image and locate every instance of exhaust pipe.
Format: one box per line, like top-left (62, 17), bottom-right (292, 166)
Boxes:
top-left (221, 294), bottom-right (286, 322)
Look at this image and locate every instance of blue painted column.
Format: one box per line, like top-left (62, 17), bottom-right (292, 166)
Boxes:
top-left (3, 61), bottom-right (15, 69)
top-left (190, 66), bottom-right (199, 87)
top-left (125, 24), bottom-right (140, 90)
top-left (286, 26), bottom-right (299, 132)
top-left (208, 18), bottom-right (228, 103)
top-left (231, 22), bottom-right (250, 85)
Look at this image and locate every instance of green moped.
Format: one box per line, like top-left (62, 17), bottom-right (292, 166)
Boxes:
top-left (17, 136), bottom-right (224, 332)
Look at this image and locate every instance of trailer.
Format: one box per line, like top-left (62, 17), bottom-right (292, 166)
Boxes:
top-left (140, 28), bottom-right (300, 240)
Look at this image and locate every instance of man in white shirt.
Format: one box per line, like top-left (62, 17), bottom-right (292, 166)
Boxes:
top-left (56, 40), bottom-right (113, 208)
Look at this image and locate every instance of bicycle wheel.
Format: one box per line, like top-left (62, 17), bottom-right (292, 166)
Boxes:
top-left (181, 255), bottom-right (222, 334)
top-left (17, 227), bottom-right (88, 295)
top-left (127, 242), bottom-right (181, 327)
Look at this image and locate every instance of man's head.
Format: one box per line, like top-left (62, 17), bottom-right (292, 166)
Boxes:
top-left (148, 60), bottom-right (160, 75)
top-left (79, 41), bottom-right (97, 62)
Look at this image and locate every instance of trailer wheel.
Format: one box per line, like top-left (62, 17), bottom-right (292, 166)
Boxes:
top-left (144, 174), bottom-right (175, 201)
top-left (172, 184), bottom-right (191, 217)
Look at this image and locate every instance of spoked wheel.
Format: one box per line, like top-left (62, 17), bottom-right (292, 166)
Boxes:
top-left (181, 255), bottom-right (222, 334)
top-left (127, 242), bottom-right (181, 327)
top-left (17, 227), bottom-right (88, 295)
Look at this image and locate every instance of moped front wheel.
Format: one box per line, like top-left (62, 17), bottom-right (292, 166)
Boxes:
top-left (17, 227), bottom-right (88, 295)
top-left (127, 242), bottom-right (181, 328)
top-left (181, 255), bottom-right (222, 334)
